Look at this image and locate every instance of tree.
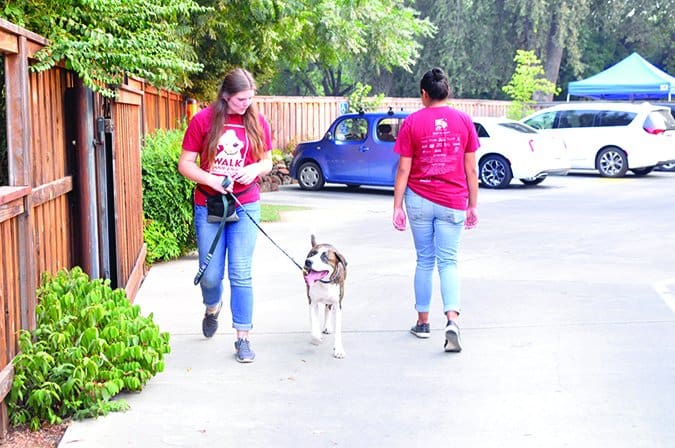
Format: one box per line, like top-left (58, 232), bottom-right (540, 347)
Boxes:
top-left (502, 50), bottom-right (560, 119)
top-left (1, 0), bottom-right (205, 96)
top-left (401, 0), bottom-right (589, 100)
top-left (255, 0), bottom-right (436, 97)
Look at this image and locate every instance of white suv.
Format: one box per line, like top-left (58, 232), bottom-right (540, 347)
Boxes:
top-left (522, 102), bottom-right (675, 177)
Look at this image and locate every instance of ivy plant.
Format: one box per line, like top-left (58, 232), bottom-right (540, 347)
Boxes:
top-left (1, 0), bottom-right (207, 96)
top-left (8, 267), bottom-right (171, 430)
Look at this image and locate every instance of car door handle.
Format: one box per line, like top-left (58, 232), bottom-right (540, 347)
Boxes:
top-left (359, 146), bottom-right (369, 152)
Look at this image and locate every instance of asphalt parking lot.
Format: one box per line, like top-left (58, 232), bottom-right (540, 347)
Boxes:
top-left (61, 172), bottom-right (675, 448)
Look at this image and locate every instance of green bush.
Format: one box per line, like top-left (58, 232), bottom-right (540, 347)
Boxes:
top-left (8, 268), bottom-right (171, 430)
top-left (141, 127), bottom-right (195, 263)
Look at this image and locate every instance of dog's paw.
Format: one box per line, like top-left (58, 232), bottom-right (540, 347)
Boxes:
top-left (310, 334), bottom-right (323, 345)
top-left (333, 347), bottom-right (346, 359)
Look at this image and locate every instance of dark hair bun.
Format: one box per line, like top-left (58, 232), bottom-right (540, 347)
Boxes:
top-left (432, 67), bottom-right (445, 81)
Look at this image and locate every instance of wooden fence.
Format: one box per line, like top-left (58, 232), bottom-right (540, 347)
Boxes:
top-left (255, 96), bottom-right (512, 150)
top-left (0, 18), bottom-right (186, 438)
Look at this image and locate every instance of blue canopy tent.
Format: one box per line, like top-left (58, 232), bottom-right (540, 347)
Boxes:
top-left (567, 52), bottom-right (675, 101)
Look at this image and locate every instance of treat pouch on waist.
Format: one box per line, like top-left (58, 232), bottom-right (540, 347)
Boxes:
top-left (198, 186), bottom-right (239, 223)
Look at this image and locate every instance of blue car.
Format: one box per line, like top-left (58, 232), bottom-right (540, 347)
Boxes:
top-left (289, 111), bottom-right (409, 190)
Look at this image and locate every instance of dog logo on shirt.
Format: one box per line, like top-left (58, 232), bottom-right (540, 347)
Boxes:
top-left (217, 129), bottom-right (243, 155)
top-left (434, 118), bottom-right (448, 131)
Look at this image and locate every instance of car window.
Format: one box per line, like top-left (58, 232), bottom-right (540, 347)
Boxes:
top-left (498, 122), bottom-right (537, 134)
top-left (644, 110), bottom-right (675, 131)
top-left (557, 110), bottom-right (599, 128)
top-left (376, 118), bottom-right (401, 142)
top-left (596, 110), bottom-right (636, 127)
top-left (334, 118), bottom-right (368, 142)
top-left (524, 111), bottom-right (555, 130)
top-left (474, 123), bottom-right (489, 137)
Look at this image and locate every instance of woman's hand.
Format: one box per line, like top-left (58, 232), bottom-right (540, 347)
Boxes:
top-left (393, 207), bottom-right (407, 231)
top-left (465, 207), bottom-right (478, 229)
top-left (234, 158), bottom-right (272, 185)
top-left (232, 164), bottom-right (259, 185)
top-left (205, 173), bottom-right (231, 194)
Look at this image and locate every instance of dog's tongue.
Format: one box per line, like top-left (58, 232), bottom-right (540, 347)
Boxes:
top-left (304, 270), bottom-right (329, 285)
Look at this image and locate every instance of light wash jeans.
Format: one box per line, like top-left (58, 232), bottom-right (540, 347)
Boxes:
top-left (194, 201), bottom-right (260, 330)
top-left (404, 188), bottom-right (465, 315)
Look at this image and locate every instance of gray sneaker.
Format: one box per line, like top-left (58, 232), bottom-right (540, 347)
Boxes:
top-left (202, 302), bottom-right (222, 338)
top-left (235, 338), bottom-right (256, 363)
top-left (410, 322), bottom-right (431, 338)
top-left (444, 321), bottom-right (462, 352)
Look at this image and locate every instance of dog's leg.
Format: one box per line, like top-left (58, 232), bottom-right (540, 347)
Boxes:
top-left (322, 304), bottom-right (333, 334)
top-left (309, 302), bottom-right (323, 345)
top-left (332, 307), bottom-right (345, 358)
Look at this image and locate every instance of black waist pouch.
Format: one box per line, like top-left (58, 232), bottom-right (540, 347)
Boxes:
top-left (198, 187), bottom-right (239, 223)
top-left (208, 193), bottom-right (238, 223)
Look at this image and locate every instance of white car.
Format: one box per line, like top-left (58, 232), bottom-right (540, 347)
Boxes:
top-left (473, 117), bottom-right (570, 189)
top-left (522, 102), bottom-right (675, 177)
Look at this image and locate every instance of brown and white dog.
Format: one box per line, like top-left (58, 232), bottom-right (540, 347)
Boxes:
top-left (302, 235), bottom-right (348, 358)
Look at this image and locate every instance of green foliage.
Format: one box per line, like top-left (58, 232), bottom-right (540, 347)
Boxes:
top-left (187, 0), bottom-right (435, 99)
top-left (1, 0), bottom-right (207, 97)
top-left (347, 83), bottom-right (384, 113)
top-left (260, 204), bottom-right (306, 223)
top-left (141, 127), bottom-right (195, 264)
top-left (271, 148), bottom-right (293, 166)
top-left (502, 50), bottom-right (561, 119)
top-left (8, 268), bottom-right (171, 430)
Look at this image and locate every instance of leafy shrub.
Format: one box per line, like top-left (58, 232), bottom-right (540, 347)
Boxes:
top-left (141, 127), bottom-right (195, 263)
top-left (8, 268), bottom-right (171, 430)
top-left (347, 82), bottom-right (384, 113)
top-left (502, 49), bottom-right (560, 119)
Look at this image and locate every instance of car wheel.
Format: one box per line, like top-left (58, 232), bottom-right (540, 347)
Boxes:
top-left (596, 147), bottom-right (628, 177)
top-left (297, 161), bottom-right (325, 191)
top-left (479, 155), bottom-right (513, 189)
top-left (520, 176), bottom-right (547, 186)
top-left (631, 166), bottom-right (654, 176)
top-left (658, 162), bottom-right (675, 172)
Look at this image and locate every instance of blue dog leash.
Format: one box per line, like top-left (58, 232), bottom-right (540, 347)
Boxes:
top-left (193, 177), bottom-right (303, 286)
top-left (226, 190), bottom-right (304, 272)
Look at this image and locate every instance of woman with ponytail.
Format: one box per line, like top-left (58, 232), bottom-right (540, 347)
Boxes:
top-left (179, 68), bottom-right (273, 363)
top-left (392, 67), bottom-right (479, 353)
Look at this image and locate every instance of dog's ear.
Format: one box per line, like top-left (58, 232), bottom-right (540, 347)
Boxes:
top-left (331, 250), bottom-right (347, 285)
top-left (335, 250), bottom-right (347, 268)
top-left (310, 234), bottom-right (317, 247)
top-left (330, 255), bottom-right (347, 283)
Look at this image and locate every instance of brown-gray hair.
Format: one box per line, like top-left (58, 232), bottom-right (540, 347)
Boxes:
top-left (203, 68), bottom-right (265, 166)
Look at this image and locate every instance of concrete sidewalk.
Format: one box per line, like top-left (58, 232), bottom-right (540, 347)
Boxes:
top-left (59, 184), bottom-right (675, 448)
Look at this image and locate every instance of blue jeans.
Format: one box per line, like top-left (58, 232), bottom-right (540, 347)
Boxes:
top-left (405, 188), bottom-right (465, 315)
top-left (194, 201), bottom-right (260, 330)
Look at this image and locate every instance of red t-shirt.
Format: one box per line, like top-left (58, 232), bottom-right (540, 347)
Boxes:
top-left (182, 106), bottom-right (273, 206)
top-left (394, 106), bottom-right (479, 210)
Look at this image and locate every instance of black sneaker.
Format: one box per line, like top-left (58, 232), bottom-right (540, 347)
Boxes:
top-left (235, 338), bottom-right (255, 363)
top-left (444, 320), bottom-right (462, 352)
top-left (202, 302), bottom-right (222, 338)
top-left (410, 322), bottom-right (431, 338)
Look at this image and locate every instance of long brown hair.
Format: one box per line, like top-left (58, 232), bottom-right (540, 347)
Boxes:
top-left (203, 68), bottom-right (265, 167)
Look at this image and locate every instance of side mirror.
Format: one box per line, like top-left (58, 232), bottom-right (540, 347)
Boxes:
top-left (325, 131), bottom-right (333, 140)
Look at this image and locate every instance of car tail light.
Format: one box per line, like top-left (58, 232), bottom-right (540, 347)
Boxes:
top-left (644, 127), bottom-right (665, 135)
top-left (528, 140), bottom-right (536, 152)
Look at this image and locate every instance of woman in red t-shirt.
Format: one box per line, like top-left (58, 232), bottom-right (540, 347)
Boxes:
top-left (178, 68), bottom-right (273, 363)
top-left (392, 67), bottom-right (479, 353)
